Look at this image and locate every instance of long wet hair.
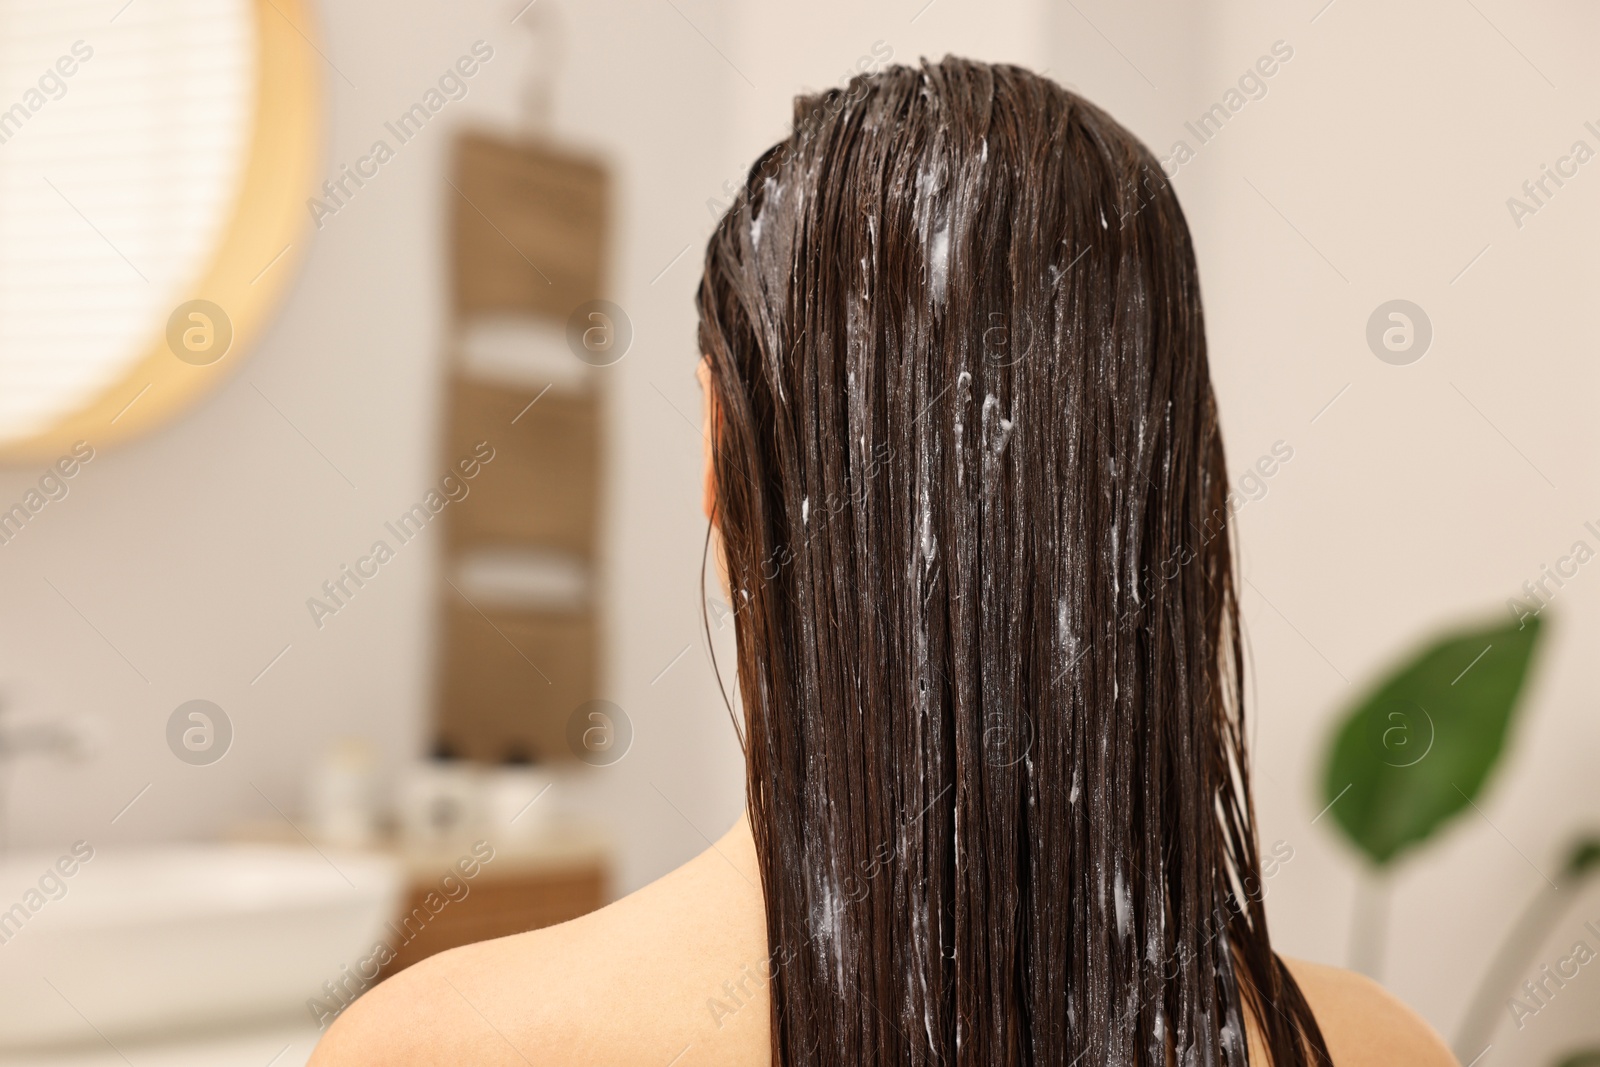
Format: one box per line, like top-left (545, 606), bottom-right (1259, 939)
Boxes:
top-left (696, 57), bottom-right (1330, 1067)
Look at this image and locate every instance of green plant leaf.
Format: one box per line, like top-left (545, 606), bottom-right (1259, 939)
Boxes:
top-left (1322, 614), bottom-right (1544, 868)
top-left (1560, 835), bottom-right (1600, 882)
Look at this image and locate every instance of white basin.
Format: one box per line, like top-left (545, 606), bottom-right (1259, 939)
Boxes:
top-left (0, 843), bottom-right (401, 1050)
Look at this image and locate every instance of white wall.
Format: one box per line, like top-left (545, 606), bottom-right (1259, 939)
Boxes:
top-left (7, 0), bottom-right (1596, 1056)
top-left (1175, 0), bottom-right (1600, 1058)
top-left (0, 0), bottom-right (759, 897)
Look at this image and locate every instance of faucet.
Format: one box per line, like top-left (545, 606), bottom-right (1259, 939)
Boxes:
top-left (0, 701), bottom-right (102, 855)
top-left (0, 705), bottom-right (100, 760)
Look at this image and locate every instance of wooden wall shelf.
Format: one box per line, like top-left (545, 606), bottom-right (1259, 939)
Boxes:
top-left (435, 130), bottom-right (611, 766)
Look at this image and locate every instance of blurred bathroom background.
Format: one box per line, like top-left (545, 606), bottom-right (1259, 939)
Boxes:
top-left (0, 0), bottom-right (1597, 1063)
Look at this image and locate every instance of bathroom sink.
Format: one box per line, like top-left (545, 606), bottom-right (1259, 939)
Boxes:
top-left (0, 843), bottom-right (400, 1049)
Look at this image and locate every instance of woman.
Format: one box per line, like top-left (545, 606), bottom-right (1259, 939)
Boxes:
top-left (313, 59), bottom-right (1455, 1066)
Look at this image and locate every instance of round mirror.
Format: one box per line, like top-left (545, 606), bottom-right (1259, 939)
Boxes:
top-left (0, 0), bottom-right (319, 460)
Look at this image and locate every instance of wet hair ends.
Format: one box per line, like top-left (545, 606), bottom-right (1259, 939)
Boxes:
top-left (697, 57), bottom-right (1331, 1066)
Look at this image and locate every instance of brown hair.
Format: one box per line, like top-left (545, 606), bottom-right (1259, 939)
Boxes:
top-left (697, 56), bottom-right (1330, 1066)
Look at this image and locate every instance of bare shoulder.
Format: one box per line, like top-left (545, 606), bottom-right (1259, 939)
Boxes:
top-left (1282, 957), bottom-right (1457, 1067)
top-left (308, 829), bottom-right (1441, 1067)
top-left (309, 817), bottom-right (770, 1067)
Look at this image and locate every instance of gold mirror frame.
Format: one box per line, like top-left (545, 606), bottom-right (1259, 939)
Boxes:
top-left (0, 0), bottom-right (321, 462)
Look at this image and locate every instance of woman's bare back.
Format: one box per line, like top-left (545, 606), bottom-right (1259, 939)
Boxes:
top-left (309, 817), bottom-right (1457, 1067)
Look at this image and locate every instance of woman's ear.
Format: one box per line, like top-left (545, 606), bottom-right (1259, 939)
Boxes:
top-left (698, 357), bottom-right (717, 526)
